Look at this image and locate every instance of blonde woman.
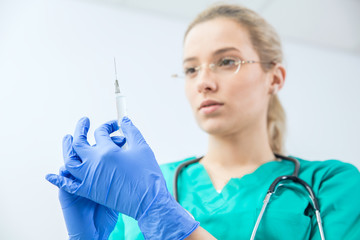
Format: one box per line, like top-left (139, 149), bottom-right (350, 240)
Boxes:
top-left (47, 4), bottom-right (360, 240)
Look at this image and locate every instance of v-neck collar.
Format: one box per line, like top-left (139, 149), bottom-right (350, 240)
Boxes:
top-left (186, 159), bottom-right (293, 204)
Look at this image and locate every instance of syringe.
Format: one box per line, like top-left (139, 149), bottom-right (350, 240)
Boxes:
top-left (114, 58), bottom-right (128, 145)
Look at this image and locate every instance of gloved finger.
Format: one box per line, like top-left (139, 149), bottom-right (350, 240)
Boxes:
top-left (111, 136), bottom-right (126, 148)
top-left (45, 173), bottom-right (81, 194)
top-left (120, 117), bottom-right (147, 147)
top-left (72, 117), bottom-right (91, 156)
top-left (91, 135), bottom-right (125, 148)
top-left (59, 166), bottom-right (70, 177)
top-left (63, 134), bottom-right (84, 180)
top-left (94, 120), bottom-right (119, 147)
top-left (59, 166), bottom-right (77, 181)
top-left (92, 136), bottom-right (126, 147)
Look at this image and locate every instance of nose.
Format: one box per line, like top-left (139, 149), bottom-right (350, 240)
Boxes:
top-left (196, 65), bottom-right (218, 93)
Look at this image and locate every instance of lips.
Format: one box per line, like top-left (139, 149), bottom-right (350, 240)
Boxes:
top-left (199, 100), bottom-right (224, 114)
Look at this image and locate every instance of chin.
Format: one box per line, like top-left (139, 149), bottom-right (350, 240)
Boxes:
top-left (197, 117), bottom-right (230, 135)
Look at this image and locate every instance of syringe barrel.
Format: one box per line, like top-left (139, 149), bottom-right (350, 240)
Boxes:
top-left (115, 93), bottom-right (127, 124)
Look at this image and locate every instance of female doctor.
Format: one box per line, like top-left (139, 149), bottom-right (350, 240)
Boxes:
top-left (46, 4), bottom-right (360, 240)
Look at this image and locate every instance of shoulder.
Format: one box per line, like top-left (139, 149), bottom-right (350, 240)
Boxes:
top-left (160, 156), bottom-right (199, 195)
top-left (291, 156), bottom-right (360, 188)
top-left (294, 156), bottom-right (359, 174)
top-left (291, 157), bottom-right (360, 237)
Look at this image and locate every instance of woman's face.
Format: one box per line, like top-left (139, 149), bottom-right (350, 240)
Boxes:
top-left (183, 18), bottom-right (279, 137)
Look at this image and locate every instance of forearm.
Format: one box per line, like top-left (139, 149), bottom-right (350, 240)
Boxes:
top-left (185, 226), bottom-right (217, 240)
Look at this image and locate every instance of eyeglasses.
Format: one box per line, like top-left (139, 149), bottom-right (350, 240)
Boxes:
top-left (172, 56), bottom-right (274, 80)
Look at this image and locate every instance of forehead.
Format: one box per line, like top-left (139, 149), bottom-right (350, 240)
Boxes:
top-left (183, 18), bottom-right (255, 60)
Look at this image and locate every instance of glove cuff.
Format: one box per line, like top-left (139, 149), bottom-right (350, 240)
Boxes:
top-left (137, 188), bottom-right (199, 240)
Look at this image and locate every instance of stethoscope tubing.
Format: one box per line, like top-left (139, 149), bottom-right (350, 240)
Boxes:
top-left (173, 157), bottom-right (202, 203)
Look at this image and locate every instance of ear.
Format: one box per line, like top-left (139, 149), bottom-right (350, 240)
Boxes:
top-left (268, 63), bottom-right (286, 95)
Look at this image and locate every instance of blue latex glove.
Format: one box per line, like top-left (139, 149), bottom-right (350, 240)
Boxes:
top-left (54, 134), bottom-right (126, 240)
top-left (46, 117), bottom-right (199, 239)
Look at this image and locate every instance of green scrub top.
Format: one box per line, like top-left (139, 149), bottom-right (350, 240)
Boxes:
top-left (109, 156), bottom-right (360, 239)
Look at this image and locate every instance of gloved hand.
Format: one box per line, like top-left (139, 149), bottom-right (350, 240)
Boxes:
top-left (46, 117), bottom-right (199, 240)
top-left (54, 134), bottom-right (126, 240)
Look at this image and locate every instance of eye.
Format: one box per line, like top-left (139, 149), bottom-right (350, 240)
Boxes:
top-left (218, 57), bottom-right (238, 68)
top-left (184, 67), bottom-right (198, 76)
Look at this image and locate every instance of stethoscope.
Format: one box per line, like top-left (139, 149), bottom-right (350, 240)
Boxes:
top-left (173, 153), bottom-right (326, 240)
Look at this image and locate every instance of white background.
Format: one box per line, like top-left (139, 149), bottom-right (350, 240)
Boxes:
top-left (0, 0), bottom-right (359, 239)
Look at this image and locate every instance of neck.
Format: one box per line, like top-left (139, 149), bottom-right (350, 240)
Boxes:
top-left (202, 121), bottom-right (275, 169)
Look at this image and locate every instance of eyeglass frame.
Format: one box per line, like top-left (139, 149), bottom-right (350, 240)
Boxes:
top-left (172, 57), bottom-right (276, 79)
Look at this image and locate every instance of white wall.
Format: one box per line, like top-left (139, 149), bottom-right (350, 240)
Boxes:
top-left (0, 0), bottom-right (359, 239)
top-left (282, 42), bottom-right (360, 165)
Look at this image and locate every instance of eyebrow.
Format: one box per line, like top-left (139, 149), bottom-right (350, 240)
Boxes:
top-left (183, 47), bottom-right (242, 64)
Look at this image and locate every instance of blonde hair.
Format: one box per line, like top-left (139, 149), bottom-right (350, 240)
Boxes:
top-left (185, 4), bottom-right (286, 154)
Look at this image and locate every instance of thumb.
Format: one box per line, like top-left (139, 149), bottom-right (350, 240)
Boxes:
top-left (120, 117), bottom-right (147, 147)
top-left (45, 173), bottom-right (81, 194)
